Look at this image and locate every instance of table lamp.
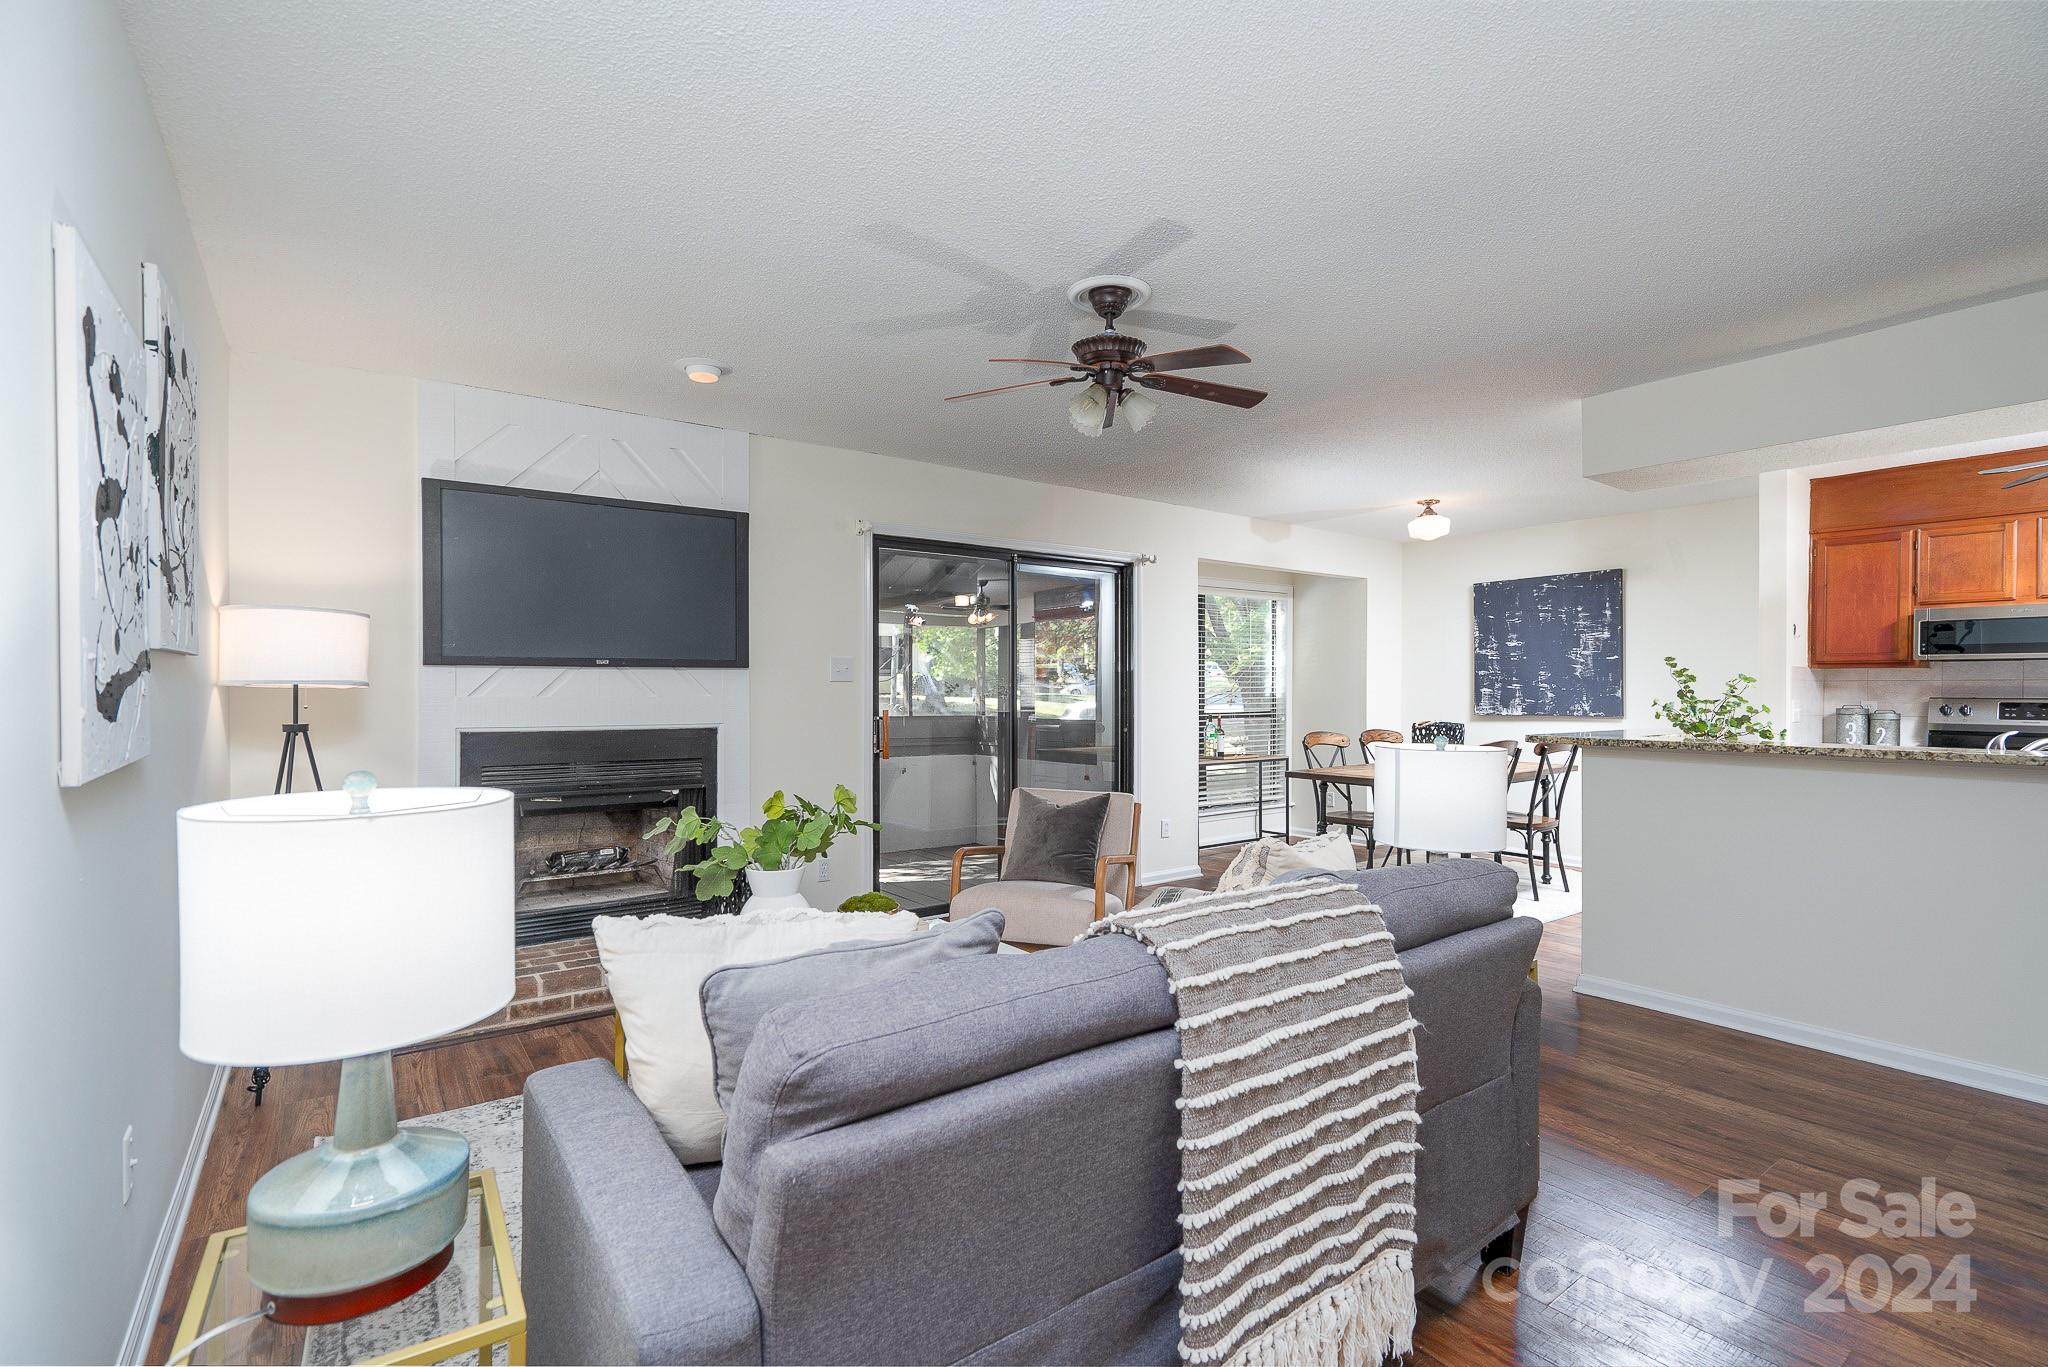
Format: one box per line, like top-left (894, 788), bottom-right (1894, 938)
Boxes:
top-left (218, 605), bottom-right (371, 794)
top-left (177, 774), bottom-right (513, 1324)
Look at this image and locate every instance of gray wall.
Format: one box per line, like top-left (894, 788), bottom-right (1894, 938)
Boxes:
top-left (0, 3), bottom-right (232, 1358)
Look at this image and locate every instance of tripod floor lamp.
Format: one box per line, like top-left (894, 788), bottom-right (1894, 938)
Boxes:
top-left (217, 604), bottom-right (371, 1105)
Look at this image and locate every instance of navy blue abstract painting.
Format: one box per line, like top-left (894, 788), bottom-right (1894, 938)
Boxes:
top-left (1471, 569), bottom-right (1623, 717)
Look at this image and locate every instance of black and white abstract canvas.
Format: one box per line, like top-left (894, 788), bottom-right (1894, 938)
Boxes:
top-left (143, 261), bottom-right (199, 653)
top-left (1472, 568), bottom-right (1623, 717)
top-left (54, 224), bottom-right (151, 786)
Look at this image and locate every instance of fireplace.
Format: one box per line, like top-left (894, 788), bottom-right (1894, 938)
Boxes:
top-left (459, 727), bottom-right (730, 946)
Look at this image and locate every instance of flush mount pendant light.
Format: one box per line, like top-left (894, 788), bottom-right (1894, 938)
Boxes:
top-left (675, 357), bottom-right (729, 383)
top-left (1408, 499), bottom-right (1450, 541)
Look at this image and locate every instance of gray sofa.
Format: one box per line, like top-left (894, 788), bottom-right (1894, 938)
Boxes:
top-left (522, 859), bottom-right (1541, 1365)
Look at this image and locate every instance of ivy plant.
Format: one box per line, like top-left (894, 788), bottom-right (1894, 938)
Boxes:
top-left (648, 784), bottom-right (876, 902)
top-left (1651, 656), bottom-right (1778, 742)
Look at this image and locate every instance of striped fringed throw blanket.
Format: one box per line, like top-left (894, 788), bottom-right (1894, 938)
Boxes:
top-left (1086, 880), bottom-right (1420, 1367)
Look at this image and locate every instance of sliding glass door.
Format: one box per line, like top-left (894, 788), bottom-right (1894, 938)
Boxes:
top-left (873, 539), bottom-right (1131, 912)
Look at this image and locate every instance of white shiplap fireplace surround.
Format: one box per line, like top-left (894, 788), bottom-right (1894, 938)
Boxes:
top-left (414, 381), bottom-right (750, 822)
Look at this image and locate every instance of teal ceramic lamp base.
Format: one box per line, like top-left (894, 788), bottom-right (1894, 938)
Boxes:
top-left (244, 1051), bottom-right (470, 1324)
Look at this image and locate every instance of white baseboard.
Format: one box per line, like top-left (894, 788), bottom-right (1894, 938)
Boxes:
top-left (1574, 975), bottom-right (2048, 1106)
top-left (1143, 864), bottom-right (1202, 885)
top-left (121, 1065), bottom-right (228, 1364)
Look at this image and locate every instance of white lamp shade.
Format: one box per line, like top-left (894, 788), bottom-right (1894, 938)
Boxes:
top-left (178, 787), bottom-right (515, 1064)
top-left (218, 605), bottom-right (370, 687)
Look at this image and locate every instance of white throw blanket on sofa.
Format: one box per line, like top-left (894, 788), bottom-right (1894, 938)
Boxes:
top-left (1086, 880), bottom-right (1421, 1367)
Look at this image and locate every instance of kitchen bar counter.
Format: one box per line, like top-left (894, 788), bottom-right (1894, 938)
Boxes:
top-left (1529, 730), bottom-right (2048, 768)
top-left (1562, 734), bottom-right (2048, 1104)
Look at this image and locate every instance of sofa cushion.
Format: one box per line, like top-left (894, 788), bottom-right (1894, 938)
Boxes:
top-left (949, 880), bottom-right (1123, 945)
top-left (1277, 858), bottom-right (1516, 950)
top-left (713, 933), bottom-right (1174, 1259)
top-left (593, 906), bottom-right (922, 1163)
top-left (1001, 789), bottom-right (1110, 886)
top-left (699, 910), bottom-right (1005, 1109)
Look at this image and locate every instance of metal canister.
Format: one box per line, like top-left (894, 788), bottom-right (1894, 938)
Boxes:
top-left (1835, 703), bottom-right (1870, 745)
top-left (1870, 708), bottom-right (1901, 746)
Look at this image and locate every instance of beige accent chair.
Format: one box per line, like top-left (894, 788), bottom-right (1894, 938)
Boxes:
top-left (947, 789), bottom-right (1141, 946)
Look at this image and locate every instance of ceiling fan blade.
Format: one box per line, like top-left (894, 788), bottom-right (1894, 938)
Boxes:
top-left (943, 377), bottom-right (1074, 402)
top-left (1136, 343), bottom-right (1252, 374)
top-left (1140, 373), bottom-right (1268, 408)
top-left (1121, 307), bottom-right (1236, 341)
top-left (2002, 469), bottom-right (2048, 489)
top-left (1980, 458), bottom-right (2048, 474)
top-left (987, 357), bottom-right (1086, 367)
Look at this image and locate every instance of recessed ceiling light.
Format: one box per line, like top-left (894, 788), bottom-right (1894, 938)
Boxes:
top-left (675, 357), bottom-right (729, 383)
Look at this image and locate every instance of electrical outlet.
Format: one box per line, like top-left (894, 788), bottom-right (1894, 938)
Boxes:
top-left (1159, 816), bottom-right (1172, 839)
top-left (121, 1125), bottom-right (137, 1205)
top-left (827, 655), bottom-right (855, 683)
top-left (816, 851), bottom-right (832, 883)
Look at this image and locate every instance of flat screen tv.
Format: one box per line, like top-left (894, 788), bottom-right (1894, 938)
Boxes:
top-left (422, 479), bottom-right (748, 667)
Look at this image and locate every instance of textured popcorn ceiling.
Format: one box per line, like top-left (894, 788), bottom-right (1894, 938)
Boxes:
top-left (119, 1), bottom-right (2048, 539)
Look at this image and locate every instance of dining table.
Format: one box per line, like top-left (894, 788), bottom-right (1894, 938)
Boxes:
top-left (1287, 756), bottom-right (1545, 835)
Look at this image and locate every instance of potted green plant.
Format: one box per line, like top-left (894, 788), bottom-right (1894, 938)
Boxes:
top-left (1651, 656), bottom-right (1779, 742)
top-left (648, 785), bottom-right (876, 913)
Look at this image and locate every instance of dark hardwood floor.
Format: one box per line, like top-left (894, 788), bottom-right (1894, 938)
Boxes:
top-left (152, 853), bottom-right (2047, 1365)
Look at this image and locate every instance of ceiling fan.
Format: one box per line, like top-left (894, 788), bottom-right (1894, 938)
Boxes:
top-left (943, 276), bottom-right (1266, 435)
top-left (1981, 455), bottom-right (2048, 489)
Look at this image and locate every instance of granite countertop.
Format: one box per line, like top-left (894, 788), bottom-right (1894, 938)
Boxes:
top-left (1526, 731), bottom-right (2048, 768)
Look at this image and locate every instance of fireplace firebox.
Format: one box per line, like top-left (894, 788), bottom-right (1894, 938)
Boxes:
top-left (459, 727), bottom-right (733, 946)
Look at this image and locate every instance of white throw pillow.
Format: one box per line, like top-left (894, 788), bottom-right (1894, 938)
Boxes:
top-left (593, 906), bottom-right (921, 1162)
top-left (1215, 833), bottom-right (1357, 892)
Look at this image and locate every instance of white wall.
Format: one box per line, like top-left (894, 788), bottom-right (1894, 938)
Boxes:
top-left (750, 435), bottom-right (1404, 891)
top-left (1583, 288), bottom-right (2048, 488)
top-left (1399, 498), bottom-right (1761, 863)
top-left (225, 354), bottom-right (418, 792)
top-left (0, 3), bottom-right (231, 1359)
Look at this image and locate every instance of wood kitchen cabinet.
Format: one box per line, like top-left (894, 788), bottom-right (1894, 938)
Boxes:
top-left (1808, 448), bottom-right (2048, 667)
top-left (1916, 517), bottom-right (2018, 605)
top-left (1810, 529), bottom-right (1914, 666)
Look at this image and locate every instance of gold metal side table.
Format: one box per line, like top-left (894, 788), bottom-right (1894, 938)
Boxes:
top-left (170, 1169), bottom-right (525, 1366)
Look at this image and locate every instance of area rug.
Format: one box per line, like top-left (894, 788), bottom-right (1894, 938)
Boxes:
top-left (302, 1095), bottom-right (525, 1366)
top-left (1508, 864), bottom-right (1582, 924)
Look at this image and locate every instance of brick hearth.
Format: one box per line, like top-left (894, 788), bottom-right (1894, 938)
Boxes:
top-left (441, 936), bottom-right (611, 1044)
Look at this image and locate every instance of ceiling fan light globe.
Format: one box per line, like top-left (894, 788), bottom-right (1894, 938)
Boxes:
top-left (1068, 382), bottom-right (1108, 437)
top-left (1120, 388), bottom-right (1161, 432)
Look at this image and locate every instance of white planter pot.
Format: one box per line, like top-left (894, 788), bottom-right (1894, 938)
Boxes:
top-left (742, 865), bottom-right (808, 915)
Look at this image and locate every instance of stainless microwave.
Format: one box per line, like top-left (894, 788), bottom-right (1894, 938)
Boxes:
top-left (1915, 604), bottom-right (2048, 661)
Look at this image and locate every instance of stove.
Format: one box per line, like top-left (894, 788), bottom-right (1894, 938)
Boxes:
top-left (1923, 696), bottom-right (2048, 752)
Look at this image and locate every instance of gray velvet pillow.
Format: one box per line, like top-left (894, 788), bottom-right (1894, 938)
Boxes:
top-left (699, 910), bottom-right (1005, 1110)
top-left (1000, 790), bottom-right (1110, 887)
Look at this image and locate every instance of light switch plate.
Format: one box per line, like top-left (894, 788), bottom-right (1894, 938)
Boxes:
top-left (828, 656), bottom-right (855, 683)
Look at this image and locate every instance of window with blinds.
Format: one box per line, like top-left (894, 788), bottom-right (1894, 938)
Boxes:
top-left (1197, 590), bottom-right (1288, 812)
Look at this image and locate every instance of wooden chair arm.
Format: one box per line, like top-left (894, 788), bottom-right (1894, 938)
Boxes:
top-left (613, 1011), bottom-right (627, 1079)
top-left (1095, 853), bottom-right (1138, 920)
top-left (951, 844), bottom-right (1005, 897)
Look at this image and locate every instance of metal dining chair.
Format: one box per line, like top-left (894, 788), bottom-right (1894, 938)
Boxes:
top-left (1301, 730), bottom-right (1375, 855)
top-left (1502, 741), bottom-right (1579, 895)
